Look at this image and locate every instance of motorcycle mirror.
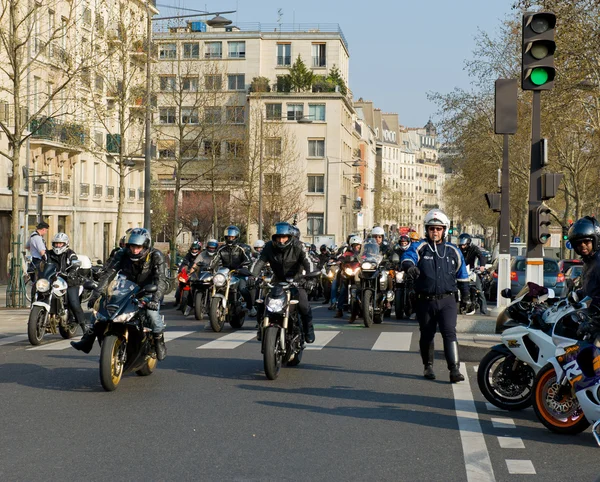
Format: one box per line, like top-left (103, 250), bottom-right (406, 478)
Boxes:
top-left (70, 259), bottom-right (82, 268)
top-left (391, 253), bottom-right (400, 263)
top-left (568, 290), bottom-right (580, 304)
top-left (144, 284), bottom-right (158, 294)
top-left (83, 280), bottom-right (98, 291)
top-left (500, 288), bottom-right (512, 299)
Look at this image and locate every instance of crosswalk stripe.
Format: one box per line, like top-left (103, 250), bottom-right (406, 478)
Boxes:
top-left (164, 331), bottom-right (195, 342)
top-left (371, 332), bottom-right (412, 351)
top-left (305, 330), bottom-right (340, 350)
top-left (491, 417), bottom-right (516, 429)
top-left (0, 334), bottom-right (28, 346)
top-left (197, 332), bottom-right (256, 350)
top-left (28, 337), bottom-right (81, 351)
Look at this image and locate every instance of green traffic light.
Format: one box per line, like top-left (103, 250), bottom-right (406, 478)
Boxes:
top-left (530, 68), bottom-right (549, 85)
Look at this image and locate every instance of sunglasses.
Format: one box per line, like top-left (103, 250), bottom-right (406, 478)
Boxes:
top-left (574, 238), bottom-right (593, 246)
top-left (428, 226), bottom-right (444, 232)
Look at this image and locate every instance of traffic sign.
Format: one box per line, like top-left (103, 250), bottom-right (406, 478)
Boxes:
top-left (566, 240), bottom-right (572, 250)
top-left (514, 237), bottom-right (521, 243)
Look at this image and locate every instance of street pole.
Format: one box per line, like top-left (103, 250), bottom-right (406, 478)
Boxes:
top-left (497, 134), bottom-right (511, 307)
top-left (325, 156), bottom-right (329, 236)
top-left (257, 114), bottom-right (263, 240)
top-left (526, 90), bottom-right (544, 285)
top-left (143, 2), bottom-right (152, 231)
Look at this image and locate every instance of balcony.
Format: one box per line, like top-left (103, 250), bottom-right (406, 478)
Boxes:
top-left (106, 185), bottom-right (115, 198)
top-left (59, 181), bottom-right (70, 195)
top-left (80, 183), bottom-right (89, 197)
top-left (29, 117), bottom-right (88, 150)
top-left (93, 184), bottom-right (103, 197)
top-left (46, 180), bottom-right (58, 194)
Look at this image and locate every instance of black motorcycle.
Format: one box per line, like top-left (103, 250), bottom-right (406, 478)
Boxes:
top-left (357, 240), bottom-right (389, 327)
top-left (258, 272), bottom-right (320, 380)
top-left (394, 268), bottom-right (415, 320)
top-left (189, 268), bottom-right (213, 321)
top-left (458, 269), bottom-right (482, 315)
top-left (85, 276), bottom-right (161, 392)
top-left (208, 267), bottom-right (251, 332)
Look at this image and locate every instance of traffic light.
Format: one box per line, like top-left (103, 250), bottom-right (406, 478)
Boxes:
top-left (522, 12), bottom-right (556, 91)
top-left (562, 225), bottom-right (568, 241)
top-left (533, 203), bottom-right (551, 244)
top-left (485, 193), bottom-right (501, 212)
top-left (448, 221), bottom-right (454, 235)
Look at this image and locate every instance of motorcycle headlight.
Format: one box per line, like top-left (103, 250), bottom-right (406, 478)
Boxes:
top-left (36, 279), bottom-right (50, 292)
top-left (327, 271), bottom-right (334, 279)
top-left (213, 273), bottom-right (227, 287)
top-left (345, 267), bottom-right (356, 276)
top-left (113, 312), bottom-right (135, 323)
top-left (267, 297), bottom-right (285, 313)
top-left (396, 272), bottom-right (405, 283)
top-left (361, 262), bottom-right (374, 270)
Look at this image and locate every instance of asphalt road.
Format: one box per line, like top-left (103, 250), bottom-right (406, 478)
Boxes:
top-left (0, 303), bottom-right (598, 481)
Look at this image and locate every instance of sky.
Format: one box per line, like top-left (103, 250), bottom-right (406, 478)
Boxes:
top-left (158, 0), bottom-right (517, 128)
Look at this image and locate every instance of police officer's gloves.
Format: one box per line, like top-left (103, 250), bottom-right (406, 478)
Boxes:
top-left (407, 266), bottom-right (420, 278)
top-left (146, 301), bottom-right (160, 311)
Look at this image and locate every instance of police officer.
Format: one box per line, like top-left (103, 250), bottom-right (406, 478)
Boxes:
top-left (250, 222), bottom-right (315, 343)
top-left (458, 233), bottom-right (489, 315)
top-left (567, 216), bottom-right (600, 308)
top-left (26, 221), bottom-right (49, 299)
top-left (401, 209), bottom-right (471, 383)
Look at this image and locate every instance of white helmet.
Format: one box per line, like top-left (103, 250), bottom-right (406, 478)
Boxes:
top-left (51, 232), bottom-right (70, 255)
top-left (371, 226), bottom-right (385, 237)
top-left (424, 209), bottom-right (450, 237)
top-left (349, 235), bottom-right (363, 246)
top-left (253, 240), bottom-right (265, 249)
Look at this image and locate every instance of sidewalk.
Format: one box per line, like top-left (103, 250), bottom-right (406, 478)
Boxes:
top-left (0, 283), bottom-right (29, 311)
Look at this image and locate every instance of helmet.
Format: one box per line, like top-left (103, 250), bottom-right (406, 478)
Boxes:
top-left (320, 244), bottom-right (328, 253)
top-left (349, 235), bottom-right (363, 247)
top-left (291, 225), bottom-right (301, 240)
top-left (424, 209), bottom-right (450, 240)
top-left (397, 235), bottom-right (410, 251)
top-left (253, 239), bottom-right (265, 251)
top-left (409, 231), bottom-right (419, 242)
top-left (51, 232), bottom-right (70, 255)
top-left (310, 243), bottom-right (317, 252)
top-left (271, 222), bottom-right (295, 250)
top-left (371, 226), bottom-right (385, 237)
top-left (568, 216), bottom-right (600, 255)
top-left (206, 239), bottom-right (219, 256)
top-left (125, 228), bottom-right (151, 261)
top-left (458, 234), bottom-right (472, 251)
top-left (190, 241), bottom-right (202, 253)
top-left (223, 226), bottom-right (240, 245)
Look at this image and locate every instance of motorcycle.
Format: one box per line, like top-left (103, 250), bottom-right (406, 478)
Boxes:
top-left (208, 267), bottom-right (251, 332)
top-left (258, 272), bottom-right (320, 380)
top-left (321, 259), bottom-right (338, 308)
top-left (341, 256), bottom-right (361, 320)
top-left (189, 267), bottom-right (213, 320)
top-left (357, 240), bottom-right (390, 327)
top-left (86, 276), bottom-right (162, 392)
top-left (27, 256), bottom-right (90, 346)
top-left (394, 269), bottom-right (415, 320)
top-left (477, 284), bottom-right (584, 411)
top-left (177, 266), bottom-right (192, 314)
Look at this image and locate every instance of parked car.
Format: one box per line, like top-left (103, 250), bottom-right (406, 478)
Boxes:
top-left (486, 256), bottom-right (565, 301)
top-left (558, 258), bottom-right (583, 274)
top-left (558, 264), bottom-right (584, 298)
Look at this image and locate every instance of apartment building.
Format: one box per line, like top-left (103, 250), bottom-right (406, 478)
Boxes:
top-left (152, 20), bottom-right (359, 244)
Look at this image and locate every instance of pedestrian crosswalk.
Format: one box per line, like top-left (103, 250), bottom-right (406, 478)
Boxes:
top-left (0, 329), bottom-right (416, 352)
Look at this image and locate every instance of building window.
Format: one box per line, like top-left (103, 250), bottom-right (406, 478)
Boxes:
top-left (159, 43), bottom-right (177, 59)
top-left (158, 141), bottom-right (176, 159)
top-left (204, 107), bottom-right (221, 124)
top-left (203, 140), bottom-right (221, 156)
top-left (227, 74), bottom-right (245, 90)
top-left (265, 103), bottom-right (282, 120)
top-left (228, 41), bottom-right (245, 58)
top-left (205, 41), bottom-right (222, 59)
top-left (307, 213), bottom-right (324, 235)
top-left (182, 76), bottom-right (198, 92)
top-left (159, 76), bottom-right (176, 91)
top-left (277, 43), bottom-right (291, 66)
top-left (308, 104), bottom-right (326, 121)
top-left (265, 138), bottom-right (282, 158)
top-left (287, 103), bottom-right (303, 121)
top-left (226, 106), bottom-right (245, 124)
top-left (183, 42), bottom-right (199, 59)
top-left (312, 43), bottom-right (326, 67)
top-left (159, 107), bottom-right (176, 124)
top-left (226, 140), bottom-right (244, 158)
top-left (181, 107), bottom-right (199, 124)
top-left (308, 139), bottom-right (325, 158)
top-left (264, 173), bottom-right (282, 193)
top-left (307, 175), bottom-right (324, 193)
top-left (181, 140), bottom-right (200, 159)
top-left (205, 74), bottom-right (222, 91)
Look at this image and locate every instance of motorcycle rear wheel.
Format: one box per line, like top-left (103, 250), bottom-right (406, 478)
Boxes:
top-left (59, 321), bottom-right (78, 339)
top-left (532, 363), bottom-right (590, 434)
top-left (27, 306), bottom-right (46, 346)
top-left (209, 297), bottom-right (226, 332)
top-left (136, 356), bottom-right (157, 376)
top-left (362, 290), bottom-right (374, 327)
top-left (477, 351), bottom-right (534, 411)
top-left (194, 292), bottom-right (204, 321)
top-left (100, 335), bottom-right (125, 392)
top-left (264, 326), bottom-right (282, 380)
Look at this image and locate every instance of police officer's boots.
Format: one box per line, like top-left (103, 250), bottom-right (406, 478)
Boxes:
top-left (419, 340), bottom-right (436, 380)
top-left (71, 325), bottom-right (96, 354)
top-left (154, 332), bottom-right (167, 361)
top-left (444, 339), bottom-right (465, 383)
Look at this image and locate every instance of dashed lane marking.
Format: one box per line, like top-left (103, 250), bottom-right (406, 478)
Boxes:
top-left (305, 331), bottom-right (340, 350)
top-left (0, 334), bottom-right (28, 346)
top-left (28, 338), bottom-right (81, 351)
top-left (491, 418), bottom-right (516, 429)
top-left (371, 332), bottom-right (412, 351)
top-left (497, 437), bottom-right (525, 449)
top-left (164, 331), bottom-right (195, 342)
top-left (506, 460), bottom-right (536, 475)
top-left (197, 332), bottom-right (256, 349)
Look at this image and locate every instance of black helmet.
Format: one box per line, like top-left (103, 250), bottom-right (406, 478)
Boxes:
top-left (568, 216), bottom-right (600, 256)
top-left (224, 226), bottom-right (240, 245)
top-left (272, 222), bottom-right (294, 250)
top-left (190, 241), bottom-right (201, 253)
top-left (320, 244), bottom-right (328, 253)
top-left (458, 234), bottom-right (472, 251)
top-left (125, 228), bottom-right (151, 261)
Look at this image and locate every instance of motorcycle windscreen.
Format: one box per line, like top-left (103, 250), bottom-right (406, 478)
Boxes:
top-left (38, 261), bottom-right (58, 280)
top-left (360, 239), bottom-right (382, 264)
top-left (101, 275), bottom-right (141, 317)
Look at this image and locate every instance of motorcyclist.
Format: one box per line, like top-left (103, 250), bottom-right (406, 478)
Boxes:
top-left (371, 226), bottom-right (391, 258)
top-left (394, 235), bottom-right (411, 257)
top-left (458, 233), bottom-right (489, 315)
top-left (317, 244), bottom-right (330, 269)
top-left (184, 239), bottom-right (219, 317)
top-left (174, 241), bottom-right (202, 308)
top-left (250, 222), bottom-right (315, 343)
top-left (568, 216), bottom-right (600, 309)
top-left (409, 231), bottom-right (420, 244)
top-left (210, 226), bottom-right (255, 317)
top-left (71, 228), bottom-right (168, 361)
top-left (107, 236), bottom-right (126, 265)
top-left (401, 209), bottom-right (471, 383)
top-left (46, 233), bottom-right (90, 339)
top-left (335, 235), bottom-right (362, 321)
top-left (253, 240), bottom-right (265, 259)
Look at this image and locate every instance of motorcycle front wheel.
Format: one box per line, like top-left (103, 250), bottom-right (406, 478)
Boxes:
top-left (263, 326), bottom-right (283, 380)
top-left (477, 350), bottom-right (534, 411)
top-left (362, 290), bottom-right (374, 327)
top-left (532, 363), bottom-right (590, 435)
top-left (59, 321), bottom-right (78, 339)
top-left (209, 297), bottom-right (226, 332)
top-left (100, 335), bottom-right (125, 391)
top-left (27, 306), bottom-right (46, 345)
top-left (194, 291), bottom-right (204, 321)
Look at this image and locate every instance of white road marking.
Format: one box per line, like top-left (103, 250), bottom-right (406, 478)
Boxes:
top-left (485, 402), bottom-right (532, 413)
top-left (371, 332), bottom-right (412, 351)
top-left (491, 417), bottom-right (516, 429)
top-left (28, 337), bottom-right (81, 351)
top-left (497, 437), bottom-right (525, 449)
top-left (506, 460), bottom-right (536, 475)
top-left (197, 332), bottom-right (256, 349)
top-left (305, 331), bottom-right (340, 350)
top-left (452, 365), bottom-right (496, 482)
top-left (0, 334), bottom-right (28, 346)
top-left (164, 331), bottom-right (195, 342)
top-left (473, 365), bottom-right (478, 372)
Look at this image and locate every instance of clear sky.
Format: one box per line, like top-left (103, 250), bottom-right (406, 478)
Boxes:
top-left (159, 0), bottom-right (516, 128)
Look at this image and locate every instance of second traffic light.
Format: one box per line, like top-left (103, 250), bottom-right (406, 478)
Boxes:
top-left (522, 12), bottom-right (556, 90)
top-left (533, 203), bottom-right (552, 244)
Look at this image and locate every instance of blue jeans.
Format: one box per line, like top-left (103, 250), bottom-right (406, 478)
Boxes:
top-left (331, 277), bottom-right (339, 305)
top-left (145, 303), bottom-right (165, 334)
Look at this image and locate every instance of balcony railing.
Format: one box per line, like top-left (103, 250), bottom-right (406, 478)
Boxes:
top-left (312, 56), bottom-right (326, 68)
top-left (80, 183), bottom-right (89, 197)
top-left (276, 55), bottom-right (291, 66)
top-left (47, 180), bottom-right (58, 194)
top-left (106, 185), bottom-right (115, 198)
top-left (59, 181), bottom-right (70, 195)
top-left (93, 184), bottom-right (103, 197)
top-left (128, 188), bottom-right (136, 199)
top-left (29, 117), bottom-right (88, 147)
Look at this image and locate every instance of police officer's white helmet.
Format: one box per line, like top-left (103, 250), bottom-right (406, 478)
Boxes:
top-left (51, 232), bottom-right (70, 255)
top-left (371, 226), bottom-right (385, 237)
top-left (349, 235), bottom-right (363, 246)
top-left (424, 209), bottom-right (450, 238)
top-left (253, 240), bottom-right (265, 249)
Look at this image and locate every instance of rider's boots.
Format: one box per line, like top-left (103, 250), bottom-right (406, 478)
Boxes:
top-left (71, 325), bottom-right (96, 354)
top-left (419, 339), bottom-right (436, 380)
top-left (154, 332), bottom-right (167, 361)
top-left (444, 339), bottom-right (465, 383)
top-left (302, 317), bottom-right (315, 344)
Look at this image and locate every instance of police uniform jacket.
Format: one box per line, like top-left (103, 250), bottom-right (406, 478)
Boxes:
top-left (251, 240), bottom-right (313, 283)
top-left (210, 243), bottom-right (250, 271)
top-left (401, 240), bottom-right (470, 297)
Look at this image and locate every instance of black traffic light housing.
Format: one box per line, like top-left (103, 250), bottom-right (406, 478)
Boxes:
top-left (485, 193), bottom-right (501, 213)
top-left (522, 12), bottom-right (556, 91)
top-left (562, 225), bottom-right (569, 241)
top-left (533, 203), bottom-right (552, 244)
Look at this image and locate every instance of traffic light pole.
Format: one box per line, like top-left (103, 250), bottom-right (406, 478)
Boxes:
top-left (526, 90), bottom-right (544, 285)
top-left (497, 134), bottom-right (511, 307)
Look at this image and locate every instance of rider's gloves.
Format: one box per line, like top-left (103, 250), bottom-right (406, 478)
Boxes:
top-left (146, 301), bottom-right (160, 311)
top-left (407, 266), bottom-right (420, 278)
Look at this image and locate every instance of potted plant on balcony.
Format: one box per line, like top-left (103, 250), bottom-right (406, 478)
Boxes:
top-left (249, 76), bottom-right (271, 93)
